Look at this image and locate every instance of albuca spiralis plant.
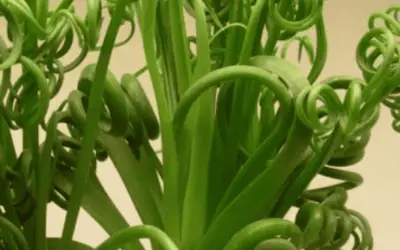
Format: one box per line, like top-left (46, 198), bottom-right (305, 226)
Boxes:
top-left (0, 0), bottom-right (399, 249)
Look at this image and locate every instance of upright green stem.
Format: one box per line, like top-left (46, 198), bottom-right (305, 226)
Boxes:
top-left (22, 0), bottom-right (40, 245)
top-left (141, 0), bottom-right (181, 243)
top-left (36, 0), bottom-right (48, 27)
top-left (35, 113), bottom-right (58, 250)
top-left (22, 125), bottom-right (38, 247)
top-left (208, 0), bottom-right (246, 219)
top-left (180, 0), bottom-right (214, 248)
top-left (210, 0), bottom-right (268, 218)
top-left (155, 2), bottom-right (178, 111)
top-left (62, 0), bottom-right (130, 240)
top-left (167, 0), bottom-right (192, 96)
top-left (307, 15), bottom-right (327, 83)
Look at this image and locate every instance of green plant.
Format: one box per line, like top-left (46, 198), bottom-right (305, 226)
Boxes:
top-left (0, 0), bottom-right (399, 249)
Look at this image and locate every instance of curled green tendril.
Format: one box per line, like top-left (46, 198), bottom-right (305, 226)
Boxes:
top-left (0, 216), bottom-right (29, 250)
top-left (0, 0), bottom-right (139, 130)
top-left (223, 218), bottom-right (302, 250)
top-left (95, 225), bottom-right (178, 250)
top-left (267, 0), bottom-right (324, 32)
top-left (281, 35), bottom-right (315, 63)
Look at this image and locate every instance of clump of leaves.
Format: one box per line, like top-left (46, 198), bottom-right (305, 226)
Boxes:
top-left (0, 0), bottom-right (399, 249)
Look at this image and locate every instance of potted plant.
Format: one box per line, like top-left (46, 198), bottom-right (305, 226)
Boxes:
top-left (0, 0), bottom-right (398, 249)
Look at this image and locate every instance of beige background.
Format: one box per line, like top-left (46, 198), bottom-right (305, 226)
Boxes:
top-left (1, 0), bottom-right (399, 249)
